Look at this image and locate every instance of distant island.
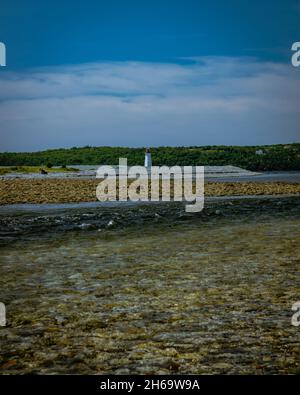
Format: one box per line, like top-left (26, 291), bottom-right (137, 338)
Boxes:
top-left (0, 143), bottom-right (300, 171)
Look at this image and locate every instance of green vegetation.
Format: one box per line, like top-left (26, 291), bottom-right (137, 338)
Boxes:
top-left (0, 144), bottom-right (300, 171)
top-left (0, 166), bottom-right (79, 175)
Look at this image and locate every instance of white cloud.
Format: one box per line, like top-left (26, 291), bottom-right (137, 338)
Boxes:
top-left (0, 57), bottom-right (299, 150)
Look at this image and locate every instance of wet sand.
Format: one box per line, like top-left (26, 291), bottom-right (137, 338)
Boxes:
top-left (0, 179), bottom-right (300, 205)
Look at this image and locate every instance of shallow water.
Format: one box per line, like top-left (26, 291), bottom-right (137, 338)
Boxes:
top-left (0, 197), bottom-right (299, 374)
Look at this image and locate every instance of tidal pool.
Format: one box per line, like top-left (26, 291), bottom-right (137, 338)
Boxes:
top-left (0, 197), bottom-right (299, 374)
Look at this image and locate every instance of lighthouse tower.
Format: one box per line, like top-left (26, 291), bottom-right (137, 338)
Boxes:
top-left (144, 148), bottom-right (152, 168)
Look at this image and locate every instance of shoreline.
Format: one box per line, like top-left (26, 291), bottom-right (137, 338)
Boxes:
top-left (1, 195), bottom-right (299, 245)
top-left (0, 193), bottom-right (300, 214)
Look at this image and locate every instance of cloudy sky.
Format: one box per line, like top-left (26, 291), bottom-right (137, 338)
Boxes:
top-left (0, 0), bottom-right (299, 151)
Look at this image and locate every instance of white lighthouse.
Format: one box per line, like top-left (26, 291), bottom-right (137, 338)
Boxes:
top-left (144, 148), bottom-right (152, 168)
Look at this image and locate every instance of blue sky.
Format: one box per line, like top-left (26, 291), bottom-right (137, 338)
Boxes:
top-left (0, 0), bottom-right (299, 150)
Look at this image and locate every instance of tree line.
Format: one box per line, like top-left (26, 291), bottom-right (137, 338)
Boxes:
top-left (0, 144), bottom-right (300, 171)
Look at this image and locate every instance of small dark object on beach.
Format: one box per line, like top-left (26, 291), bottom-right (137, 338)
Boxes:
top-left (39, 168), bottom-right (48, 175)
